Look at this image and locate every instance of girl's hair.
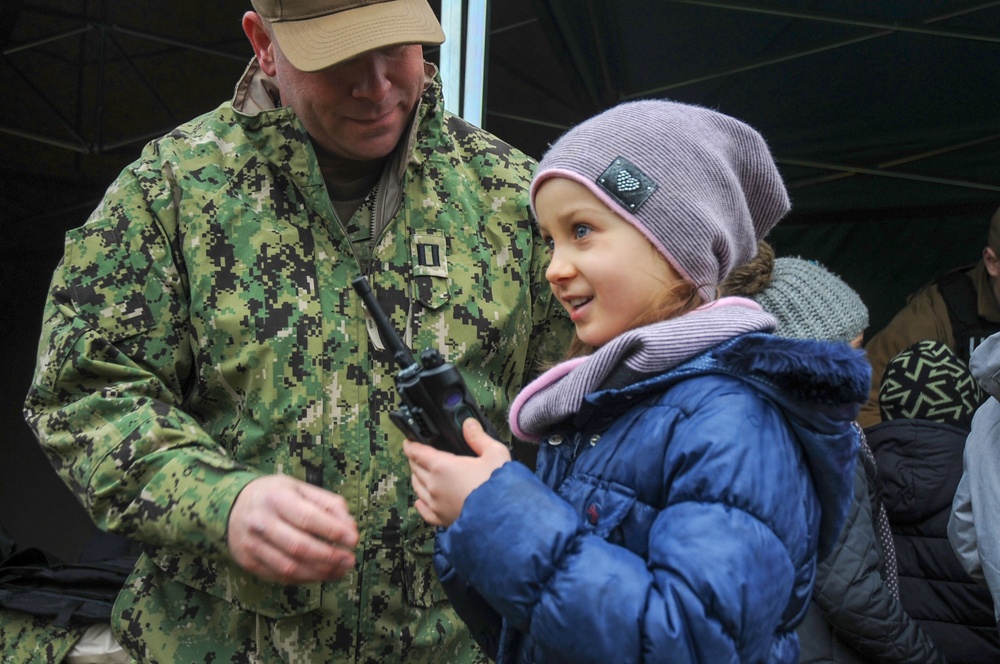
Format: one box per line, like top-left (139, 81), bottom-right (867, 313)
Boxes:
top-left (557, 278), bottom-right (703, 362)
top-left (719, 240), bottom-right (775, 298)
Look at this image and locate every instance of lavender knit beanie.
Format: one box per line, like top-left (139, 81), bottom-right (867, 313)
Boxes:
top-left (530, 100), bottom-right (790, 301)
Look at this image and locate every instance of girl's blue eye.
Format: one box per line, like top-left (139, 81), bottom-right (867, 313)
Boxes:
top-left (544, 237), bottom-right (554, 251)
top-left (574, 224), bottom-right (592, 240)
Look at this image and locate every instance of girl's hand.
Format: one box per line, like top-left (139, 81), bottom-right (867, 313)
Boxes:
top-left (404, 418), bottom-right (512, 527)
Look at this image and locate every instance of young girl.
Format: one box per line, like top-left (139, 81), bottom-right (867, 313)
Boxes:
top-left (404, 100), bottom-right (870, 663)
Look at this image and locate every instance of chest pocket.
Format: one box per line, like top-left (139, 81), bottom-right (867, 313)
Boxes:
top-left (557, 474), bottom-right (636, 541)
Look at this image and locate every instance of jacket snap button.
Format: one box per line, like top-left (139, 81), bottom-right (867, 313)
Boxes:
top-left (548, 435), bottom-right (563, 445)
top-left (589, 435), bottom-right (600, 446)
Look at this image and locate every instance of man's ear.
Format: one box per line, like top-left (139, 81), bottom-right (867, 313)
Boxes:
top-left (983, 246), bottom-right (1000, 278)
top-left (242, 12), bottom-right (277, 76)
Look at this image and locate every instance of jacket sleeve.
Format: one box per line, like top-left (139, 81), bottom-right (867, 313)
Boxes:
top-left (434, 535), bottom-right (503, 660)
top-left (949, 470), bottom-right (984, 582)
top-left (952, 400), bottom-right (1000, 622)
top-left (811, 459), bottom-right (945, 663)
top-left (437, 387), bottom-right (820, 664)
top-left (22, 155), bottom-right (259, 560)
top-left (859, 283), bottom-right (954, 428)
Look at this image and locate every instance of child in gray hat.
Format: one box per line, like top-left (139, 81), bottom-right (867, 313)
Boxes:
top-left (733, 249), bottom-right (870, 346)
top-left (405, 100), bottom-right (869, 663)
top-left (723, 243), bottom-right (945, 663)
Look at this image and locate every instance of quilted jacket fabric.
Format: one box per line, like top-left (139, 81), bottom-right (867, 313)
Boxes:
top-left (797, 437), bottom-right (944, 663)
top-left (436, 333), bottom-right (869, 663)
top-left (870, 417), bottom-right (1000, 663)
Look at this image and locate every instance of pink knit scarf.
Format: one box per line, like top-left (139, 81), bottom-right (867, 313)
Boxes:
top-left (509, 297), bottom-right (776, 441)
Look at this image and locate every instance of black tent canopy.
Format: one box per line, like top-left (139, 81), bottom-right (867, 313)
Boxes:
top-left (494, 0), bottom-right (1000, 335)
top-left (517, 0), bottom-right (1000, 214)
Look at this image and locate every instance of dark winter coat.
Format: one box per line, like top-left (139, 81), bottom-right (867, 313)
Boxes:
top-left (797, 437), bottom-right (944, 663)
top-left (868, 417), bottom-right (1000, 663)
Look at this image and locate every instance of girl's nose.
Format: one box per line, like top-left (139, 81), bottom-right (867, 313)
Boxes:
top-left (545, 251), bottom-right (575, 284)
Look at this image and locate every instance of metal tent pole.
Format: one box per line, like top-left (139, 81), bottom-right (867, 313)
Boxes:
top-left (440, 0), bottom-right (489, 127)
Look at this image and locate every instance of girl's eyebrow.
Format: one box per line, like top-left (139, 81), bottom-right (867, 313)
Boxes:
top-left (550, 203), bottom-right (599, 225)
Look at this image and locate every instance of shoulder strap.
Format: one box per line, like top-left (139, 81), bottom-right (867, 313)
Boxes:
top-left (936, 265), bottom-right (979, 328)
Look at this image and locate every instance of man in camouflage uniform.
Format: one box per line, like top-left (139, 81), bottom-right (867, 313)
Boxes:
top-left (22, 0), bottom-right (570, 661)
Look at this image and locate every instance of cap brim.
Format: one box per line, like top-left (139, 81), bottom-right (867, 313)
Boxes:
top-left (270, 0), bottom-right (445, 72)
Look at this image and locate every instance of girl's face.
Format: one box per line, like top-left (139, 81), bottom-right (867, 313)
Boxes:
top-left (535, 177), bottom-right (684, 348)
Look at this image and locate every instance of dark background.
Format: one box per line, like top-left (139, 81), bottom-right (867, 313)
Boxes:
top-left (3, 0), bottom-right (999, 562)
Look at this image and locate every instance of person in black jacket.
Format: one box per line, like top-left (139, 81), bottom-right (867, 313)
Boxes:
top-left (867, 339), bottom-right (1000, 663)
top-left (723, 245), bottom-right (944, 663)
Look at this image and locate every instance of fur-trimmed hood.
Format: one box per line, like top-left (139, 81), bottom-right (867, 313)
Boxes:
top-left (714, 334), bottom-right (871, 407)
top-left (578, 333), bottom-right (870, 424)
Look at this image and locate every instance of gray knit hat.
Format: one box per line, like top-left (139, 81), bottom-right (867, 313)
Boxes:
top-left (530, 100), bottom-right (790, 302)
top-left (753, 257), bottom-right (869, 344)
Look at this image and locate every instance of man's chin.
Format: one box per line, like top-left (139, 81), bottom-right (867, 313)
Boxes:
top-left (317, 137), bottom-right (401, 164)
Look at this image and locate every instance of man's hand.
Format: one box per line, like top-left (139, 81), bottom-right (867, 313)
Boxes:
top-left (227, 475), bottom-right (359, 584)
top-left (404, 418), bottom-right (512, 527)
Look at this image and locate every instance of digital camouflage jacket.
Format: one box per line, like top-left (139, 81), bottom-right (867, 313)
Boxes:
top-left (23, 60), bottom-right (569, 663)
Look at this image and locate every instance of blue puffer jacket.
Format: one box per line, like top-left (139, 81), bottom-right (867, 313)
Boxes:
top-left (435, 333), bottom-right (868, 664)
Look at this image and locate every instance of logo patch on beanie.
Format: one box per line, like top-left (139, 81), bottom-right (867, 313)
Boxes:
top-left (596, 156), bottom-right (656, 212)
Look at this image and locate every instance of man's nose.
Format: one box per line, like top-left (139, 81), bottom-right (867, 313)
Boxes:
top-left (352, 54), bottom-right (391, 101)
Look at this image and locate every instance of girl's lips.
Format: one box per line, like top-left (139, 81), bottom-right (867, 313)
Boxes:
top-left (567, 297), bottom-right (592, 322)
top-left (563, 295), bottom-right (591, 308)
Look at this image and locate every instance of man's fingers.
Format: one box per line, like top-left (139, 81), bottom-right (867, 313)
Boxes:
top-left (228, 475), bottom-right (360, 583)
top-left (241, 531), bottom-right (356, 584)
top-left (273, 494), bottom-right (359, 550)
top-left (295, 481), bottom-right (356, 521)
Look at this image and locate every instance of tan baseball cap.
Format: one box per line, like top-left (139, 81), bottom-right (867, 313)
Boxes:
top-left (251, 0), bottom-right (445, 72)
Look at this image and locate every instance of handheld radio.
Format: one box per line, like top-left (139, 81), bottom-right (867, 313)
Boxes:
top-left (352, 276), bottom-right (497, 456)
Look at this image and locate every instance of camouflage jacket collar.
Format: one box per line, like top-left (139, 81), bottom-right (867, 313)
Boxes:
top-left (228, 57), bottom-right (445, 189)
